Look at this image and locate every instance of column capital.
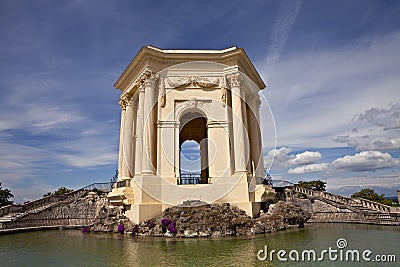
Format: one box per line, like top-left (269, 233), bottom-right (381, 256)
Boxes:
top-left (143, 74), bottom-right (160, 88)
top-left (119, 92), bottom-right (133, 110)
top-left (119, 99), bottom-right (127, 110)
top-left (226, 72), bottom-right (243, 88)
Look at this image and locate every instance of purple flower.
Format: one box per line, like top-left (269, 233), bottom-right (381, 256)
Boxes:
top-left (131, 225), bottom-right (139, 235)
top-left (82, 226), bottom-right (89, 233)
top-left (167, 225), bottom-right (177, 234)
top-left (117, 224), bottom-right (124, 233)
top-left (161, 218), bottom-right (170, 226)
top-left (166, 221), bottom-right (177, 234)
top-left (148, 221), bottom-right (155, 229)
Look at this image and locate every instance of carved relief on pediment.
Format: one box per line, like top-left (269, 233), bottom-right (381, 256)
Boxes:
top-left (166, 76), bottom-right (219, 89)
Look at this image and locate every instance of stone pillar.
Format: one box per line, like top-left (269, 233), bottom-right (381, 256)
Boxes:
top-left (254, 97), bottom-right (264, 178)
top-left (227, 72), bottom-right (247, 173)
top-left (121, 96), bottom-right (135, 179)
top-left (248, 95), bottom-right (264, 179)
top-left (135, 85), bottom-right (145, 175)
top-left (117, 99), bottom-right (127, 179)
top-left (142, 74), bottom-right (159, 175)
top-left (241, 98), bottom-right (250, 174)
top-left (200, 137), bottom-right (208, 184)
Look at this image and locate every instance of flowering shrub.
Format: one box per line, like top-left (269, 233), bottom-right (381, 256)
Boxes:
top-left (160, 218), bottom-right (177, 235)
top-left (117, 223), bottom-right (124, 234)
top-left (167, 223), bottom-right (177, 234)
top-left (131, 224), bottom-right (139, 235)
top-left (148, 221), bottom-right (155, 229)
top-left (161, 218), bottom-right (170, 226)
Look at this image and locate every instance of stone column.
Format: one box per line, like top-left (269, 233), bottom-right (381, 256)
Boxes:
top-left (241, 98), bottom-right (250, 174)
top-left (117, 98), bottom-right (127, 179)
top-left (254, 97), bottom-right (265, 178)
top-left (248, 94), bottom-right (264, 179)
top-left (200, 137), bottom-right (208, 184)
top-left (121, 95), bottom-right (135, 179)
top-left (135, 85), bottom-right (145, 176)
top-left (142, 74), bottom-right (159, 175)
top-left (227, 72), bottom-right (247, 173)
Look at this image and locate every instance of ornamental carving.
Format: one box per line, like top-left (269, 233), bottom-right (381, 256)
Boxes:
top-left (226, 72), bottom-right (243, 88)
top-left (159, 78), bottom-right (166, 108)
top-left (175, 98), bottom-right (211, 111)
top-left (138, 70), bottom-right (153, 85)
top-left (119, 92), bottom-right (132, 110)
top-left (167, 76), bottom-right (219, 89)
top-left (220, 77), bottom-right (228, 107)
top-left (143, 74), bottom-right (159, 88)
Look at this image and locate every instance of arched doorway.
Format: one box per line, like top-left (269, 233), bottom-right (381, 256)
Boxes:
top-left (179, 112), bottom-right (209, 184)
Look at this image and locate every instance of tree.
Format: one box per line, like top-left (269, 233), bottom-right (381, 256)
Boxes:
top-left (43, 187), bottom-right (73, 197)
top-left (351, 188), bottom-right (392, 205)
top-left (297, 180), bottom-right (326, 191)
top-left (110, 170), bottom-right (118, 189)
top-left (53, 187), bottom-right (73, 195)
top-left (0, 183), bottom-right (14, 207)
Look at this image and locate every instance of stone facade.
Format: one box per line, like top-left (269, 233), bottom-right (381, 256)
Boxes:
top-left (108, 46), bottom-right (275, 223)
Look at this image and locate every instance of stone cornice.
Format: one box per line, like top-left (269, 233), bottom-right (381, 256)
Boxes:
top-left (114, 46), bottom-right (266, 92)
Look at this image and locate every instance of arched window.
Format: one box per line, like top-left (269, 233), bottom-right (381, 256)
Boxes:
top-left (180, 140), bottom-right (201, 184)
top-left (179, 112), bottom-right (208, 184)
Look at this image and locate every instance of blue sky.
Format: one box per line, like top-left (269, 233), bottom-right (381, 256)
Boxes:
top-left (1, 0), bottom-right (399, 202)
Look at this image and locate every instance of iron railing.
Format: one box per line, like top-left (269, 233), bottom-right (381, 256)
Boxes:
top-left (179, 173), bottom-right (202, 185)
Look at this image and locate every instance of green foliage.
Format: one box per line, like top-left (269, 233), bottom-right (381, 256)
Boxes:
top-left (111, 170), bottom-right (118, 189)
top-left (0, 183), bottom-right (14, 207)
top-left (297, 180), bottom-right (326, 191)
top-left (351, 188), bottom-right (393, 206)
top-left (91, 188), bottom-right (103, 196)
top-left (43, 187), bottom-right (73, 197)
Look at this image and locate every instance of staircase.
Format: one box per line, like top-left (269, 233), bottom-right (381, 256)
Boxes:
top-left (292, 186), bottom-right (400, 225)
top-left (0, 182), bottom-right (112, 230)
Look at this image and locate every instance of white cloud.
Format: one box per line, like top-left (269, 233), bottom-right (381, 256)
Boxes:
top-left (334, 103), bottom-right (400, 151)
top-left (288, 151), bottom-right (322, 165)
top-left (0, 143), bottom-right (47, 182)
top-left (264, 147), bottom-right (293, 169)
top-left (325, 174), bottom-right (400, 197)
top-left (288, 163), bottom-right (329, 174)
top-left (331, 151), bottom-right (400, 172)
top-left (264, 147), bottom-right (324, 171)
top-left (267, 0), bottom-right (302, 62)
top-left (353, 102), bottom-right (400, 130)
top-left (260, 33), bottom-right (400, 148)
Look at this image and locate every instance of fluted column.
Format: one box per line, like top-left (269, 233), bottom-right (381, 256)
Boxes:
top-left (248, 95), bottom-right (264, 178)
top-left (135, 85), bottom-right (145, 175)
top-left (117, 98), bottom-right (127, 179)
top-left (227, 72), bottom-right (247, 173)
top-left (121, 95), bottom-right (135, 179)
top-left (142, 74), bottom-right (159, 175)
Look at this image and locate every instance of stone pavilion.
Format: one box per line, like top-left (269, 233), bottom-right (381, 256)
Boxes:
top-left (108, 46), bottom-right (275, 223)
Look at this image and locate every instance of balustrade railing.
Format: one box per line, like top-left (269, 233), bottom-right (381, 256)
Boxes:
top-left (179, 173), bottom-right (202, 185)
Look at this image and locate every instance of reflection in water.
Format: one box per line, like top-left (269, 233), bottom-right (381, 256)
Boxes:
top-left (0, 224), bottom-right (399, 267)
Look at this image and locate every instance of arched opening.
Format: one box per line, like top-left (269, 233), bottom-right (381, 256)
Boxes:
top-left (179, 112), bottom-right (208, 184)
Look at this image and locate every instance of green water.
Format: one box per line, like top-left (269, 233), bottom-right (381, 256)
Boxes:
top-left (0, 224), bottom-right (399, 267)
